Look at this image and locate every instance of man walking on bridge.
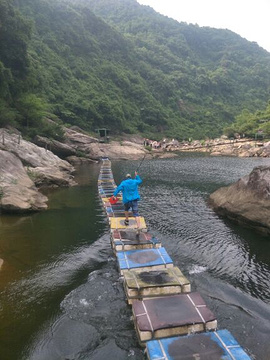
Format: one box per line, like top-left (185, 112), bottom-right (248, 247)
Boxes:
top-left (112, 171), bottom-right (142, 230)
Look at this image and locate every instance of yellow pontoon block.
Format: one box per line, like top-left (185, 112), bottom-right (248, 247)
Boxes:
top-left (110, 217), bottom-right (147, 231)
top-left (122, 266), bottom-right (191, 304)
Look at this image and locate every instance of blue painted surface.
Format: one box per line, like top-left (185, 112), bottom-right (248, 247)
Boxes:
top-left (100, 159), bottom-right (252, 359)
top-left (146, 329), bottom-right (251, 360)
top-left (99, 190), bottom-right (114, 196)
top-left (116, 247), bottom-right (173, 270)
top-left (114, 237), bottom-right (160, 248)
top-left (151, 237), bottom-right (159, 245)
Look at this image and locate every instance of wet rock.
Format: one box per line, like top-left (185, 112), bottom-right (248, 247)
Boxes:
top-left (61, 267), bottom-right (131, 334)
top-left (88, 339), bottom-right (128, 360)
top-left (0, 149), bottom-right (48, 213)
top-left (209, 166), bottom-right (270, 235)
top-left (52, 316), bottom-right (100, 358)
top-left (28, 314), bottom-right (100, 360)
top-left (34, 135), bottom-right (76, 158)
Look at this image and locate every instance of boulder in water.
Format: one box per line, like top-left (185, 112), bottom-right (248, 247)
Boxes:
top-left (209, 166), bottom-right (270, 235)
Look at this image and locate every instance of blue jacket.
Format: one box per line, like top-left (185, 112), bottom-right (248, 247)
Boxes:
top-left (113, 175), bottom-right (142, 204)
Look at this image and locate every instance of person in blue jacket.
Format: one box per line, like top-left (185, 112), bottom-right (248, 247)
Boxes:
top-left (113, 171), bottom-right (142, 229)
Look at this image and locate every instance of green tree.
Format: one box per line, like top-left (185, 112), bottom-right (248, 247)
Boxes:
top-left (16, 94), bottom-right (47, 131)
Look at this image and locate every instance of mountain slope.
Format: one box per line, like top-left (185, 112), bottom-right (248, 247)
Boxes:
top-left (2, 0), bottom-right (270, 139)
top-left (73, 0), bottom-right (270, 136)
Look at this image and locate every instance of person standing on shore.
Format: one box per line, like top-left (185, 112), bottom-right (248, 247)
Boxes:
top-left (112, 171), bottom-right (142, 230)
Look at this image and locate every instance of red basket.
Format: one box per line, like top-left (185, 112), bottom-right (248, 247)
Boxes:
top-left (109, 196), bottom-right (119, 205)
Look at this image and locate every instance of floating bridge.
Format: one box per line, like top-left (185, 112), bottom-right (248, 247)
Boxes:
top-left (98, 158), bottom-right (251, 359)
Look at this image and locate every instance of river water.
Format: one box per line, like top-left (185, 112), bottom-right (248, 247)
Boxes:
top-left (0, 154), bottom-right (270, 360)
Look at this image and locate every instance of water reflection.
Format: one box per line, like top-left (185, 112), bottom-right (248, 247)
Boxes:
top-left (1, 156), bottom-right (270, 360)
top-left (0, 163), bottom-right (107, 360)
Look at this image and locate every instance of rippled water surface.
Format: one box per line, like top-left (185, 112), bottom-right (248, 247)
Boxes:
top-left (1, 155), bottom-right (270, 360)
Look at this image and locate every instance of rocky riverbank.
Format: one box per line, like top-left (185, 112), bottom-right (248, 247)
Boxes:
top-left (209, 166), bottom-right (270, 235)
top-left (0, 126), bottom-right (150, 213)
top-left (1, 125), bottom-right (270, 215)
top-left (0, 129), bottom-right (76, 213)
top-left (177, 137), bottom-right (270, 157)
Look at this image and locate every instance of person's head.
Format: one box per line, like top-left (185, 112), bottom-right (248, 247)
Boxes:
top-left (125, 173), bottom-right (131, 179)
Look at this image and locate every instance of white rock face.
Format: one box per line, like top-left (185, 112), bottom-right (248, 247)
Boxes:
top-left (0, 149), bottom-right (48, 212)
top-left (87, 141), bottom-right (146, 160)
top-left (0, 129), bottom-right (76, 188)
top-left (63, 127), bottom-right (146, 160)
top-left (0, 129), bottom-right (77, 213)
top-left (34, 135), bottom-right (76, 158)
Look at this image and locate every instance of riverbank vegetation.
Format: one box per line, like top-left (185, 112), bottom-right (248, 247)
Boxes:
top-left (1, 0), bottom-right (270, 141)
top-left (224, 101), bottom-right (270, 138)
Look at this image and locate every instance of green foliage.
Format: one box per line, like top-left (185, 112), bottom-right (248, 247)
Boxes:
top-left (144, 145), bottom-right (152, 152)
top-left (0, 0), bottom-right (270, 141)
top-left (75, 150), bottom-right (87, 158)
top-left (15, 93), bottom-right (47, 129)
top-left (225, 102), bottom-right (270, 138)
top-left (39, 120), bottom-right (64, 141)
top-left (26, 167), bottom-right (38, 181)
top-left (0, 61), bottom-right (12, 100)
top-left (0, 99), bottom-right (18, 127)
top-left (0, 0), bottom-right (32, 77)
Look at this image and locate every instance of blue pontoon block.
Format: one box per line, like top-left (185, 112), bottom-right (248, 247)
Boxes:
top-left (99, 190), bottom-right (115, 196)
top-left (116, 247), bottom-right (173, 273)
top-left (146, 329), bottom-right (251, 360)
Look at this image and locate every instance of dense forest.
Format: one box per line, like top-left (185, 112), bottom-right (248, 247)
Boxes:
top-left (1, 0), bottom-right (270, 140)
top-left (224, 101), bottom-right (270, 138)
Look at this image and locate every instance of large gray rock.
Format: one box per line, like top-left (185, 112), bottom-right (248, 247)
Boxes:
top-left (209, 166), bottom-right (270, 235)
top-left (259, 142), bottom-right (270, 157)
top-left (34, 135), bottom-right (76, 158)
top-left (64, 127), bottom-right (147, 160)
top-left (87, 141), bottom-right (147, 160)
top-left (64, 127), bottom-right (99, 152)
top-left (0, 129), bottom-right (76, 188)
top-left (0, 150), bottom-right (48, 213)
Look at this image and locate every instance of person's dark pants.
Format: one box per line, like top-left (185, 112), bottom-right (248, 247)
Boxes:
top-left (124, 200), bottom-right (139, 217)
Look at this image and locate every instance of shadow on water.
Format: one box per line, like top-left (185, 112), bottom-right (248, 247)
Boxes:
top-left (0, 163), bottom-right (111, 360)
top-left (1, 157), bottom-right (270, 359)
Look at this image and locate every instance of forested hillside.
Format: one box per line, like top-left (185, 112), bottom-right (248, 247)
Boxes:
top-left (1, 0), bottom-right (270, 140)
